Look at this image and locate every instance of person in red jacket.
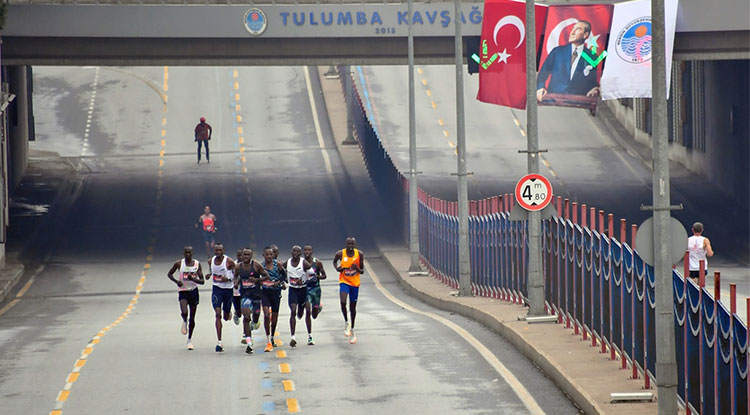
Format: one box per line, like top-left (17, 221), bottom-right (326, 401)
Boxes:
top-left (195, 117), bottom-right (212, 164)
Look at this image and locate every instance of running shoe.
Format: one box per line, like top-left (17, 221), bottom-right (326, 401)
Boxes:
top-left (290, 338), bottom-right (297, 348)
top-left (307, 336), bottom-right (314, 346)
top-left (252, 320), bottom-right (261, 331)
top-left (264, 342), bottom-right (273, 352)
top-left (241, 337), bottom-right (247, 345)
top-left (181, 321), bottom-right (187, 335)
top-left (233, 315), bottom-right (240, 325)
top-left (187, 342), bottom-right (194, 350)
top-left (245, 344), bottom-right (253, 354)
top-left (215, 342), bottom-right (224, 353)
top-left (349, 331), bottom-right (357, 344)
top-left (344, 321), bottom-right (351, 337)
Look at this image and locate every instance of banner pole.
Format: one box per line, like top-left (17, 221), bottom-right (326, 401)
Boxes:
top-left (525, 0), bottom-right (544, 316)
top-left (407, 0), bottom-right (422, 273)
top-left (651, 0), bottom-right (678, 413)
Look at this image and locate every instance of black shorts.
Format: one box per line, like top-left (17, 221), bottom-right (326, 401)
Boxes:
top-left (261, 289), bottom-right (282, 312)
top-left (689, 270), bottom-right (708, 281)
top-left (288, 287), bottom-right (308, 307)
top-left (178, 289), bottom-right (199, 306)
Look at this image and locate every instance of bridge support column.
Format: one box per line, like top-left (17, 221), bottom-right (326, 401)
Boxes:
top-left (6, 65), bottom-right (32, 190)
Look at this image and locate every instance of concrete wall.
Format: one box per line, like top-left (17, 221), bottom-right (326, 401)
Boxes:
top-left (703, 60), bottom-right (749, 206)
top-left (6, 65), bottom-right (31, 191)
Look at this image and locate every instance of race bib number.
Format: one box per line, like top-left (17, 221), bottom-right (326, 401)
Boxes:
top-left (289, 277), bottom-right (302, 286)
top-left (241, 279), bottom-right (255, 288)
top-left (182, 272), bottom-right (196, 281)
top-left (262, 280), bottom-right (276, 287)
top-left (212, 274), bottom-right (224, 282)
top-left (344, 268), bottom-right (358, 277)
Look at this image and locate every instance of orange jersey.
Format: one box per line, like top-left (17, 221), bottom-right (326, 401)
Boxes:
top-left (202, 215), bottom-right (215, 232)
top-left (339, 249), bottom-right (361, 287)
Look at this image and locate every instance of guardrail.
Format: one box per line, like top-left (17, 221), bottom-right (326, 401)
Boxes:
top-left (341, 66), bottom-right (749, 414)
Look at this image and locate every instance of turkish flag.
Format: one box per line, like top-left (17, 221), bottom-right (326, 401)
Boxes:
top-left (477, 0), bottom-right (547, 109)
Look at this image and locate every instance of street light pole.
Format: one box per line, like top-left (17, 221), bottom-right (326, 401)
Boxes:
top-left (651, 0), bottom-right (678, 413)
top-left (525, 0), bottom-right (544, 315)
top-left (454, 0), bottom-right (471, 297)
top-left (407, 0), bottom-right (422, 272)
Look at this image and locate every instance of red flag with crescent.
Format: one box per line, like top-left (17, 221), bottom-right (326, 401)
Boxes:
top-left (477, 0), bottom-right (547, 109)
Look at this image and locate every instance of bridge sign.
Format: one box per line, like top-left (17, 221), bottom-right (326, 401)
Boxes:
top-left (514, 174), bottom-right (553, 212)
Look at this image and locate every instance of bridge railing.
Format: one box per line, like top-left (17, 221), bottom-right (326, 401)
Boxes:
top-left (341, 66), bottom-right (748, 414)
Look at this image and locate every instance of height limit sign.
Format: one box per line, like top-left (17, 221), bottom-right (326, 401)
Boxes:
top-left (515, 174), bottom-right (553, 211)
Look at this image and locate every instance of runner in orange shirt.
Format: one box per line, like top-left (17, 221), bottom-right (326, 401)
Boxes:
top-left (333, 237), bottom-right (364, 344)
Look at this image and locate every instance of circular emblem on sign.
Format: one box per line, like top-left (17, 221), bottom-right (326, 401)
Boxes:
top-left (514, 174), bottom-right (553, 212)
top-left (244, 8), bottom-right (267, 36)
top-left (615, 17), bottom-right (652, 63)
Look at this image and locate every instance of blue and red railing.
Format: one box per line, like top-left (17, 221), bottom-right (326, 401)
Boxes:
top-left (340, 67), bottom-right (748, 414)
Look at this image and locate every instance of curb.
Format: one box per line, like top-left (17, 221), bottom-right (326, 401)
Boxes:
top-left (0, 261), bottom-right (25, 304)
top-left (377, 250), bottom-right (606, 415)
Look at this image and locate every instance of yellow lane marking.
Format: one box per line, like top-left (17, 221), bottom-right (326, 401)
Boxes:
top-left (366, 261), bottom-right (545, 415)
top-left (0, 272), bottom-right (41, 318)
top-left (513, 118), bottom-right (521, 127)
top-left (159, 159), bottom-right (164, 167)
top-left (282, 380), bottom-right (295, 391)
top-left (236, 115), bottom-right (242, 123)
top-left (50, 410), bottom-right (62, 415)
top-left (162, 118), bottom-right (167, 126)
top-left (542, 159), bottom-right (550, 167)
top-left (426, 89), bottom-right (432, 97)
top-left (421, 79), bottom-right (428, 86)
top-left (448, 141), bottom-right (456, 148)
top-left (417, 68), bottom-right (424, 75)
top-left (240, 156), bottom-right (246, 163)
top-left (66, 373), bottom-right (79, 383)
top-left (83, 347), bottom-right (93, 355)
top-left (57, 391), bottom-right (70, 402)
top-left (550, 169), bottom-right (558, 177)
top-left (431, 101), bottom-right (437, 109)
top-left (74, 359), bottom-right (86, 368)
top-left (235, 93), bottom-right (240, 101)
top-left (242, 166), bottom-right (248, 174)
top-left (238, 126), bottom-right (244, 135)
top-left (234, 81), bottom-right (239, 90)
top-left (161, 139), bottom-right (166, 147)
top-left (279, 363), bottom-right (291, 374)
top-left (438, 119), bottom-right (445, 127)
top-left (144, 264), bottom-right (151, 269)
top-left (443, 130), bottom-right (449, 137)
top-left (161, 129), bottom-right (166, 137)
top-left (159, 150), bottom-right (165, 157)
top-left (238, 137), bottom-right (244, 144)
top-left (233, 70), bottom-right (238, 78)
top-left (519, 129), bottom-right (526, 137)
top-left (236, 104), bottom-right (241, 111)
top-left (287, 398), bottom-right (301, 413)
top-left (163, 66), bottom-right (168, 92)
top-left (276, 350), bottom-right (287, 358)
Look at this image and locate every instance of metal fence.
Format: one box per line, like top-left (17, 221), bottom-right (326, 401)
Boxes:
top-left (342, 67), bottom-right (749, 414)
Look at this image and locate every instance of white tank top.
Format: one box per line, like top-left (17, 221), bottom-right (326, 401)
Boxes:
top-left (287, 258), bottom-right (307, 288)
top-left (179, 258), bottom-right (200, 292)
top-left (228, 257), bottom-right (239, 296)
top-left (210, 256), bottom-right (233, 289)
top-left (687, 235), bottom-right (708, 271)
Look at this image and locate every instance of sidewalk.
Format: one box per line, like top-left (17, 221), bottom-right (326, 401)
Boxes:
top-left (318, 67), bottom-right (662, 415)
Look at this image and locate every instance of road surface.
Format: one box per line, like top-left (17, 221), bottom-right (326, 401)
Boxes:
top-left (0, 66), bottom-right (580, 415)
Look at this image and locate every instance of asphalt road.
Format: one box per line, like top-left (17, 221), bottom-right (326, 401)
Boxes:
top-left (0, 66), bottom-right (580, 414)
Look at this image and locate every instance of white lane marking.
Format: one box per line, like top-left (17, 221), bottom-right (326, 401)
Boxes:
top-left (303, 66), bottom-right (344, 208)
top-left (366, 261), bottom-right (546, 415)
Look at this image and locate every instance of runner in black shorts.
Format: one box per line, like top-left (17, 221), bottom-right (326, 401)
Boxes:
top-left (208, 243), bottom-right (236, 353)
top-left (301, 245), bottom-right (327, 345)
top-left (285, 246), bottom-right (314, 347)
top-left (232, 248), bottom-right (243, 328)
top-left (167, 246), bottom-right (205, 350)
top-left (235, 248), bottom-right (268, 354)
top-left (261, 246), bottom-right (287, 352)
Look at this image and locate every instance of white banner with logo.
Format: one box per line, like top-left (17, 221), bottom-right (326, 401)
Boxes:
top-left (600, 0), bottom-right (679, 99)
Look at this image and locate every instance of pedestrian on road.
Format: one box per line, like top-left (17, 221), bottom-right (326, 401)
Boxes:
top-left (688, 222), bottom-right (714, 283)
top-left (196, 206), bottom-right (217, 258)
top-left (195, 116), bottom-right (212, 164)
top-left (333, 237), bottom-right (364, 344)
top-left (167, 246), bottom-right (205, 350)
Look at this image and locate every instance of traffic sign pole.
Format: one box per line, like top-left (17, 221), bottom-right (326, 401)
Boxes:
top-left (525, 0), bottom-right (544, 316)
top-left (454, 0), bottom-right (471, 297)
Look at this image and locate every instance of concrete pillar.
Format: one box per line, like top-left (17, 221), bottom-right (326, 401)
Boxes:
top-left (7, 65), bottom-right (31, 190)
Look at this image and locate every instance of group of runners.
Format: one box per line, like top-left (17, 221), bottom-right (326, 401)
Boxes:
top-left (167, 237), bottom-right (364, 354)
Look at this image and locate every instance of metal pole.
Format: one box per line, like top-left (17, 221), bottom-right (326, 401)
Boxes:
top-left (454, 0), bottom-right (471, 297)
top-left (342, 65), bottom-right (357, 145)
top-left (407, 0), bottom-right (422, 272)
top-left (651, 0), bottom-right (677, 413)
top-left (525, 0), bottom-right (544, 315)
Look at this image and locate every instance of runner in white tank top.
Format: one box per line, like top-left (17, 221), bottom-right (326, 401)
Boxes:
top-left (284, 246), bottom-right (314, 347)
top-left (167, 246), bottom-right (205, 350)
top-left (208, 243), bottom-right (236, 352)
top-left (687, 222), bottom-right (714, 281)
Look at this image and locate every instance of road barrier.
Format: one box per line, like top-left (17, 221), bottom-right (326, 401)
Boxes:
top-left (340, 67), bottom-right (748, 414)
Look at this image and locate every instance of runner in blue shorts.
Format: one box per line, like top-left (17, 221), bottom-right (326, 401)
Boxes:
top-left (301, 245), bottom-right (327, 345)
top-left (261, 246), bottom-right (287, 352)
top-left (285, 246), bottom-right (315, 348)
top-left (235, 248), bottom-right (268, 354)
top-left (208, 243), bottom-right (236, 353)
